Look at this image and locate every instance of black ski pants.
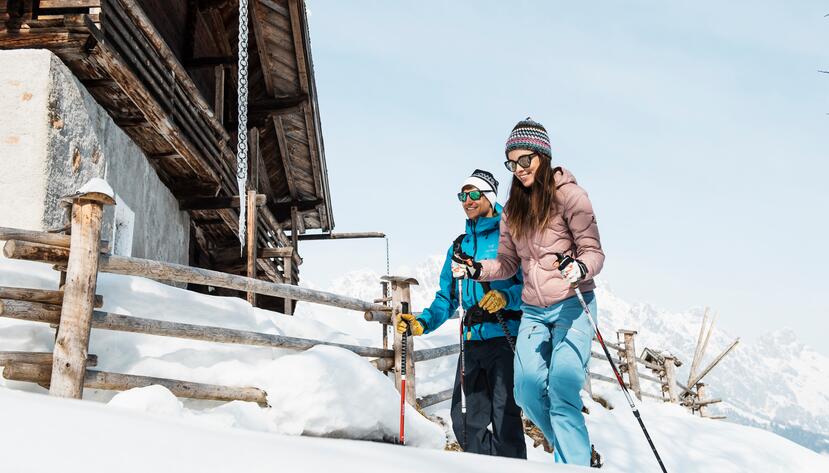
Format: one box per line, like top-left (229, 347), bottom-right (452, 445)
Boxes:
top-left (450, 336), bottom-right (527, 459)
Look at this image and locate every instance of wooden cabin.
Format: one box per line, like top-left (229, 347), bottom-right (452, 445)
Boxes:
top-left (0, 0), bottom-right (333, 312)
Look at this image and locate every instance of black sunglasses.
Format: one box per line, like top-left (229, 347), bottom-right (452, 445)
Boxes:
top-left (457, 190), bottom-right (492, 202)
top-left (504, 153), bottom-right (538, 172)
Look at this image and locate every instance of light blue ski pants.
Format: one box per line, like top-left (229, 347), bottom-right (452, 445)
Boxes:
top-left (514, 291), bottom-right (596, 466)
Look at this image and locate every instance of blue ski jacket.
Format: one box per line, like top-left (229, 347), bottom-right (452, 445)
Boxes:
top-left (417, 204), bottom-right (523, 340)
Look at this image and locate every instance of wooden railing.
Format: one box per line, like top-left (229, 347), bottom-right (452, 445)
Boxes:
top-left (0, 190), bottom-right (736, 419)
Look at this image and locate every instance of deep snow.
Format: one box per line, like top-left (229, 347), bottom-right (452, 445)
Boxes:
top-left (1, 256), bottom-right (828, 472)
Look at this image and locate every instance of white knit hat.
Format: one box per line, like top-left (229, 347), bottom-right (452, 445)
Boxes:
top-left (461, 169), bottom-right (498, 208)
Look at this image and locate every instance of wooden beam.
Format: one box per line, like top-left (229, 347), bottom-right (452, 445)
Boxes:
top-left (688, 311), bottom-right (717, 386)
top-left (391, 280), bottom-right (416, 406)
top-left (297, 232), bottom-right (386, 241)
top-left (4, 362), bottom-right (268, 406)
top-left (273, 115), bottom-right (297, 199)
top-left (0, 351), bottom-right (97, 367)
top-left (249, 0), bottom-right (275, 95)
top-left (213, 65), bottom-right (225, 126)
top-left (685, 339), bottom-right (740, 392)
top-left (417, 388), bottom-right (453, 408)
top-left (50, 193), bottom-right (110, 399)
top-left (0, 226), bottom-right (73, 248)
top-left (0, 286), bottom-right (102, 308)
top-left (258, 247), bottom-right (294, 259)
top-left (3, 243), bottom-right (392, 313)
top-left (620, 330), bottom-right (642, 400)
top-left (413, 344), bottom-right (459, 363)
top-left (179, 194), bottom-right (266, 211)
top-left (246, 189), bottom-right (258, 306)
top-left (250, 95), bottom-right (307, 113)
top-left (286, 0), bottom-right (309, 94)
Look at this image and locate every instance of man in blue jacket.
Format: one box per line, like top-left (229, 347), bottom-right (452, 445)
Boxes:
top-left (396, 169), bottom-right (526, 458)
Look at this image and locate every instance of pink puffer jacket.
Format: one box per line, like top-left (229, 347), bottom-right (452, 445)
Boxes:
top-left (479, 167), bottom-right (604, 308)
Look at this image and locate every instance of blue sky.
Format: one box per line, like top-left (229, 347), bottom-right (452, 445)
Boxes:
top-left (298, 1), bottom-right (829, 354)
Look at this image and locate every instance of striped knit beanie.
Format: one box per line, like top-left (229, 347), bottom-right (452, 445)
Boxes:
top-left (505, 117), bottom-right (551, 157)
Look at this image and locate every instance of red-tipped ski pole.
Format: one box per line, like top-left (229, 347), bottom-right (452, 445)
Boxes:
top-left (399, 301), bottom-right (411, 445)
top-left (557, 254), bottom-right (668, 473)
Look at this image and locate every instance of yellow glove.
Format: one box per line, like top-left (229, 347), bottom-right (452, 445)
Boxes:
top-left (479, 290), bottom-right (507, 314)
top-left (396, 313), bottom-right (424, 336)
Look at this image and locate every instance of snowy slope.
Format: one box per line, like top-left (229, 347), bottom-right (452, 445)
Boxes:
top-left (315, 256), bottom-right (829, 455)
top-left (1, 255), bottom-right (828, 472)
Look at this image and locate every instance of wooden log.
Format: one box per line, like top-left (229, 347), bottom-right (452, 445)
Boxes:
top-left (246, 189), bottom-right (258, 306)
top-left (663, 355), bottom-right (679, 403)
top-left (688, 308), bottom-right (709, 385)
top-left (381, 282), bottom-right (390, 352)
top-left (364, 310), bottom-right (391, 324)
top-left (417, 388), bottom-right (453, 408)
top-left (3, 240), bottom-right (70, 263)
top-left (638, 373), bottom-right (664, 385)
top-left (3, 242), bottom-right (391, 314)
top-left (391, 278), bottom-right (417, 406)
top-left (696, 383), bottom-right (708, 417)
top-left (0, 286), bottom-right (102, 308)
top-left (0, 351), bottom-right (96, 367)
top-left (4, 362), bottom-right (268, 406)
top-left (589, 371), bottom-right (628, 387)
top-left (297, 232), bottom-right (387, 241)
top-left (0, 226), bottom-right (73, 247)
top-left (590, 350), bottom-right (622, 365)
top-left (282, 253), bottom-right (293, 315)
top-left (50, 194), bottom-right (110, 399)
top-left (0, 299), bottom-right (62, 323)
top-left (213, 65), bottom-right (225, 126)
top-left (688, 310), bottom-right (718, 386)
top-left (258, 247), bottom-right (294, 259)
top-left (413, 344), bottom-right (460, 363)
top-left (0, 301), bottom-right (393, 358)
top-left (685, 339), bottom-right (740, 393)
top-left (620, 330), bottom-right (642, 400)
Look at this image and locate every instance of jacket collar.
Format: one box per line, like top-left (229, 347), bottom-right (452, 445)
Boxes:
top-left (465, 203), bottom-right (503, 235)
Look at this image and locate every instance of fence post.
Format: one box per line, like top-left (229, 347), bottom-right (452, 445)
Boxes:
top-left (618, 329), bottom-right (642, 400)
top-left (696, 382), bottom-right (708, 417)
top-left (663, 354), bottom-right (679, 403)
top-left (385, 276), bottom-right (418, 406)
top-left (50, 190), bottom-right (114, 398)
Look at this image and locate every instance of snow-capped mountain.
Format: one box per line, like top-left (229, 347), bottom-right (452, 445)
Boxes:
top-left (319, 256), bottom-right (829, 455)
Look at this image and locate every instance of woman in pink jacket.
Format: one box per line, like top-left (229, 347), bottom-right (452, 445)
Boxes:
top-left (456, 118), bottom-right (604, 466)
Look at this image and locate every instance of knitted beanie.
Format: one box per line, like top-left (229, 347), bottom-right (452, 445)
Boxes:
top-left (505, 117), bottom-right (551, 157)
top-left (462, 169), bottom-right (498, 208)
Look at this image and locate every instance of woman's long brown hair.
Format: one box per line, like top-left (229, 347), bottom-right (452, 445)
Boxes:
top-left (504, 152), bottom-right (563, 241)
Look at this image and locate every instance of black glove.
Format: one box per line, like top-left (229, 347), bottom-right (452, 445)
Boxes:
top-left (451, 248), bottom-right (482, 280)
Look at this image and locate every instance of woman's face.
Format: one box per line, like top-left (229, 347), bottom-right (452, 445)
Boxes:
top-left (507, 149), bottom-right (541, 187)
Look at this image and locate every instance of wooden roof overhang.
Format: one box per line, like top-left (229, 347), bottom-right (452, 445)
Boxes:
top-left (1, 0), bottom-right (333, 285)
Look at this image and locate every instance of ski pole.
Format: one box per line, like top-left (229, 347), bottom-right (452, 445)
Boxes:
top-left (399, 301), bottom-right (411, 445)
top-left (557, 254), bottom-right (668, 473)
top-left (479, 281), bottom-right (516, 354)
top-left (457, 277), bottom-right (468, 451)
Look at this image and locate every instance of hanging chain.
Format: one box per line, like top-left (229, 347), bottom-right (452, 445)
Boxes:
top-left (236, 0), bottom-right (250, 250)
top-left (385, 237), bottom-right (390, 276)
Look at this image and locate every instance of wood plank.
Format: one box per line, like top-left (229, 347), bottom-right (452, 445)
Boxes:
top-left (4, 242), bottom-right (391, 313)
top-left (0, 286), bottom-right (102, 308)
top-left (249, 0), bottom-right (275, 95)
top-left (213, 65), bottom-right (225, 126)
top-left (50, 196), bottom-right (108, 398)
top-left (286, 0), bottom-right (308, 93)
top-left (258, 247), bottom-right (293, 259)
top-left (179, 194), bottom-right (266, 210)
top-left (246, 189), bottom-right (258, 306)
top-left (413, 344), bottom-right (459, 363)
top-left (4, 362), bottom-right (268, 406)
top-left (273, 115), bottom-right (297, 198)
top-left (417, 388), bottom-right (453, 408)
top-left (297, 232), bottom-right (385, 241)
top-left (0, 351), bottom-right (97, 367)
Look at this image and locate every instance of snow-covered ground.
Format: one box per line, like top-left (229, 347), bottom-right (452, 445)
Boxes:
top-left (1, 255), bottom-right (828, 472)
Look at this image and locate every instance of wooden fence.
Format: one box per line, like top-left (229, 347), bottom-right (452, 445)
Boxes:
top-left (0, 190), bottom-right (733, 419)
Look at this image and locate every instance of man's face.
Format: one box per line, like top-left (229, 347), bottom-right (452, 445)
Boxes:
top-left (460, 185), bottom-right (493, 221)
